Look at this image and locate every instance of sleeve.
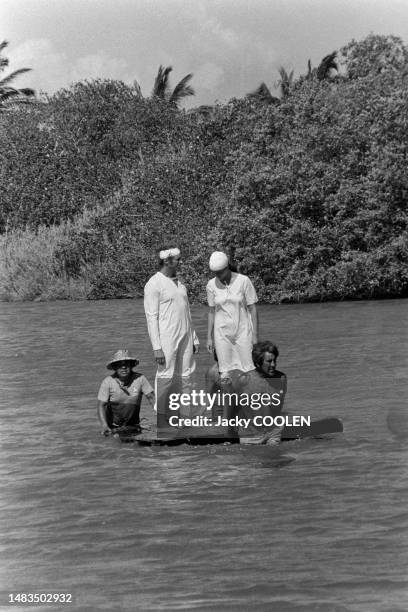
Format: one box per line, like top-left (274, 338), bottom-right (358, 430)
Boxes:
top-left (140, 375), bottom-right (154, 396)
top-left (206, 281), bottom-right (215, 307)
top-left (97, 378), bottom-right (111, 402)
top-left (144, 278), bottom-right (162, 351)
top-left (244, 276), bottom-right (258, 306)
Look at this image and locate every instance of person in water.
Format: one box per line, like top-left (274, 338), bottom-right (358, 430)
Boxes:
top-left (97, 349), bottom-right (155, 436)
top-left (144, 246), bottom-right (199, 430)
top-left (206, 251), bottom-right (258, 386)
top-left (235, 341), bottom-right (287, 444)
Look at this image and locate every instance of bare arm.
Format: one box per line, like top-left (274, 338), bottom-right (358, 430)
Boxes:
top-left (97, 400), bottom-right (111, 435)
top-left (248, 304), bottom-right (258, 344)
top-left (207, 307), bottom-right (215, 353)
top-left (145, 391), bottom-right (155, 409)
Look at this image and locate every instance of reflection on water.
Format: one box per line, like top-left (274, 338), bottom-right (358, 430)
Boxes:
top-left (0, 299), bottom-right (408, 611)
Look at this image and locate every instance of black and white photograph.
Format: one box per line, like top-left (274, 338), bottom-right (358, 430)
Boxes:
top-left (1, 0), bottom-right (407, 610)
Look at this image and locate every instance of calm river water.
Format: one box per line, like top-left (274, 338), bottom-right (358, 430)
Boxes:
top-left (0, 299), bottom-right (407, 611)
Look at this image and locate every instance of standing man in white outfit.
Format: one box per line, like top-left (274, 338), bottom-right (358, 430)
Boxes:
top-left (144, 247), bottom-right (199, 432)
top-left (206, 251), bottom-right (258, 385)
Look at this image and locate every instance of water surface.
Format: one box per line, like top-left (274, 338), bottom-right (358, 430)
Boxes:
top-left (0, 299), bottom-right (407, 611)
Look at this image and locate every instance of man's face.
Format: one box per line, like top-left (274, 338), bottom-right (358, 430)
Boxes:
top-left (260, 351), bottom-right (277, 377)
top-left (114, 361), bottom-right (132, 380)
top-left (166, 255), bottom-right (181, 273)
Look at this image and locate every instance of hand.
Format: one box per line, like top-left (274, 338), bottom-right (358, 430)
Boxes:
top-left (101, 428), bottom-right (112, 437)
top-left (207, 339), bottom-right (213, 353)
top-left (252, 335), bottom-right (258, 345)
top-left (154, 349), bottom-right (165, 366)
top-left (193, 344), bottom-right (200, 354)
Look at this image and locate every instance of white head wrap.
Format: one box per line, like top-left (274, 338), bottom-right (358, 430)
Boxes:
top-left (159, 247), bottom-right (181, 260)
top-left (209, 251), bottom-right (229, 272)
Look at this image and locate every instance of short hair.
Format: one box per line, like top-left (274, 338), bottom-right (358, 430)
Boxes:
top-left (252, 341), bottom-right (279, 369)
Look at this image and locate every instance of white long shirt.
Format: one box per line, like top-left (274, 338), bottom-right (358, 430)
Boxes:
top-left (206, 272), bottom-right (258, 373)
top-left (144, 271), bottom-right (198, 378)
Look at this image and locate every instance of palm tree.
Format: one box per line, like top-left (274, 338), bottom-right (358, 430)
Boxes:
top-left (0, 40), bottom-right (35, 109)
top-left (248, 65), bottom-right (295, 104)
top-left (316, 52), bottom-right (338, 81)
top-left (151, 65), bottom-right (194, 107)
top-left (305, 52), bottom-right (338, 81)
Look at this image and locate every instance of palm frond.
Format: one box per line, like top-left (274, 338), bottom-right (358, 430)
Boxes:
top-left (277, 66), bottom-right (294, 98)
top-left (317, 52), bottom-right (338, 81)
top-left (0, 40), bottom-right (9, 55)
top-left (133, 80), bottom-right (143, 98)
top-left (18, 87), bottom-right (35, 97)
top-left (169, 73), bottom-right (195, 105)
top-left (152, 65), bottom-right (172, 99)
top-left (0, 68), bottom-right (31, 89)
top-left (0, 88), bottom-right (21, 101)
top-left (0, 43), bottom-right (34, 108)
top-left (0, 57), bottom-right (9, 71)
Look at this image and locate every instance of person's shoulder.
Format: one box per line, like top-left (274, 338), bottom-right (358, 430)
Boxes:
top-left (144, 272), bottom-right (160, 289)
top-left (131, 372), bottom-right (144, 383)
top-left (99, 374), bottom-right (115, 388)
top-left (240, 273), bottom-right (255, 286)
top-left (132, 372), bottom-right (152, 385)
top-left (145, 272), bottom-right (159, 284)
top-left (206, 277), bottom-right (216, 289)
top-left (102, 374), bottom-right (115, 382)
top-left (235, 273), bottom-right (251, 286)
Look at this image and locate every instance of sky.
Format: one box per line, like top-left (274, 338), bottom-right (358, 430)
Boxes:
top-left (2, 0), bottom-right (408, 107)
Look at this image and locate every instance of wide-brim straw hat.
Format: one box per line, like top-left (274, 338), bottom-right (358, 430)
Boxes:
top-left (106, 349), bottom-right (139, 370)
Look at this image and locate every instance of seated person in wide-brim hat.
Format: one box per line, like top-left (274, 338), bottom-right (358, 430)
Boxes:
top-left (97, 349), bottom-right (155, 436)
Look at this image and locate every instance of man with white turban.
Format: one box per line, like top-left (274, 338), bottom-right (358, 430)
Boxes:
top-left (206, 251), bottom-right (258, 384)
top-left (144, 247), bottom-right (199, 432)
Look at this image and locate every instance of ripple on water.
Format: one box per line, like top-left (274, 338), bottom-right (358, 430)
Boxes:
top-left (0, 299), bottom-right (407, 611)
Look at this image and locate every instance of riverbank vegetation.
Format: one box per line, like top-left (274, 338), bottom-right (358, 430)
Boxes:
top-left (1, 34), bottom-right (408, 302)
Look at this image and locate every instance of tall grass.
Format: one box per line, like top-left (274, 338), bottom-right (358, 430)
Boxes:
top-left (0, 204), bottom-right (114, 301)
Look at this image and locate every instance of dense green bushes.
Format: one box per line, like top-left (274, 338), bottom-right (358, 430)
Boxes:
top-left (0, 34), bottom-right (407, 302)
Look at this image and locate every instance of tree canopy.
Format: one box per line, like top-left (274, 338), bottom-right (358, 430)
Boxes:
top-left (0, 34), bottom-right (407, 302)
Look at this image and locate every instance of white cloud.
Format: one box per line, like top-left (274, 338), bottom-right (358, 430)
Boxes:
top-left (6, 38), bottom-right (132, 95)
top-left (194, 61), bottom-right (224, 92)
top-left (7, 39), bottom-right (69, 93)
top-left (72, 53), bottom-right (130, 83)
top-left (4, 0), bottom-right (408, 106)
